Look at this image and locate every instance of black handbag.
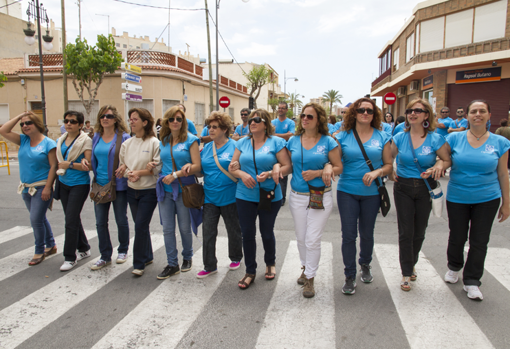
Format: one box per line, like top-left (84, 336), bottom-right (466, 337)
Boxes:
top-left (352, 128), bottom-right (391, 217)
top-left (301, 136), bottom-right (325, 210)
top-left (252, 139), bottom-right (276, 211)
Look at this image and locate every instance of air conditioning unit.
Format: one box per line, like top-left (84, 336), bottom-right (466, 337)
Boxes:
top-left (410, 80), bottom-right (420, 91)
top-left (397, 87), bottom-right (406, 96)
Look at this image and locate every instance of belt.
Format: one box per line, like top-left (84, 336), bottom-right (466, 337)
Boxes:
top-left (291, 187), bottom-right (332, 196)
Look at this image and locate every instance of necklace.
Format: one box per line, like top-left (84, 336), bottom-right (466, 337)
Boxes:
top-left (469, 129), bottom-right (487, 141)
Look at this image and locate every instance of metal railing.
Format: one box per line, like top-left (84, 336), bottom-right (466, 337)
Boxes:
top-left (0, 141), bottom-right (10, 175)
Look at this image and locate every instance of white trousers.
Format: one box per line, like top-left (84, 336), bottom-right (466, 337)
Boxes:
top-left (289, 190), bottom-right (333, 279)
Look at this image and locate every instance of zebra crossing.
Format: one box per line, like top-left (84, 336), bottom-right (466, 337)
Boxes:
top-left (1, 225), bottom-right (509, 349)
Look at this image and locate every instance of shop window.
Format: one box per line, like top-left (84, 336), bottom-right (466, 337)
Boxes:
top-left (406, 33), bottom-right (415, 63)
top-left (423, 90), bottom-right (434, 109)
top-left (420, 17), bottom-right (444, 53)
top-left (69, 100), bottom-right (100, 123)
top-left (127, 99), bottom-right (154, 117)
top-left (162, 99), bottom-right (180, 114)
top-left (445, 9), bottom-right (473, 48)
top-left (474, 0), bottom-right (507, 43)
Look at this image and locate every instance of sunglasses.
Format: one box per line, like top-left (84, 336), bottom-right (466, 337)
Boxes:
top-left (300, 114), bottom-right (314, 120)
top-left (340, 111), bottom-right (346, 114)
top-left (457, 111), bottom-right (464, 114)
top-left (405, 108), bottom-right (427, 115)
top-left (168, 117), bottom-right (183, 123)
top-left (100, 114), bottom-right (115, 120)
top-left (20, 121), bottom-right (34, 127)
top-left (207, 125), bottom-right (220, 130)
top-left (64, 119), bottom-right (80, 125)
top-left (241, 113), bottom-right (249, 117)
top-left (248, 116), bottom-right (263, 125)
top-left (441, 111), bottom-right (449, 114)
top-left (356, 108), bottom-right (374, 115)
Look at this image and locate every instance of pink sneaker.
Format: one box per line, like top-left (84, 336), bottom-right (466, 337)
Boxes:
top-left (229, 261), bottom-right (241, 270)
top-left (196, 270), bottom-right (217, 279)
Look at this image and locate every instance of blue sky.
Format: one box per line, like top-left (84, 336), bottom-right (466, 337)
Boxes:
top-left (23, 0), bottom-right (422, 107)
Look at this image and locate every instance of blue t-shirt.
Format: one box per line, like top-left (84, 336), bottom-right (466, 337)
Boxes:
top-left (271, 118), bottom-right (295, 136)
top-left (235, 136), bottom-right (286, 202)
top-left (451, 118), bottom-right (468, 129)
top-left (201, 139), bottom-right (237, 206)
top-left (393, 122), bottom-right (405, 136)
top-left (382, 123), bottom-right (393, 136)
top-left (447, 132), bottom-right (510, 204)
top-left (287, 134), bottom-right (338, 193)
top-left (187, 121), bottom-right (198, 135)
top-left (200, 127), bottom-right (209, 137)
top-left (335, 121), bottom-right (343, 130)
top-left (336, 129), bottom-right (391, 196)
top-left (19, 135), bottom-right (56, 189)
top-left (327, 123), bottom-right (338, 135)
top-left (58, 139), bottom-right (90, 186)
top-left (436, 117), bottom-right (452, 138)
top-left (160, 134), bottom-right (199, 193)
top-left (235, 124), bottom-right (250, 137)
top-left (94, 138), bottom-right (112, 186)
top-left (393, 131), bottom-right (445, 178)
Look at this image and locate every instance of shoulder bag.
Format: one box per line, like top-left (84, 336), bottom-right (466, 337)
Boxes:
top-left (54, 135), bottom-right (78, 201)
top-left (89, 133), bottom-right (122, 204)
top-left (253, 139), bottom-right (277, 211)
top-left (353, 128), bottom-right (391, 217)
top-left (407, 133), bottom-right (444, 217)
top-left (213, 142), bottom-right (238, 183)
top-left (170, 136), bottom-right (204, 209)
top-left (301, 136), bottom-right (325, 210)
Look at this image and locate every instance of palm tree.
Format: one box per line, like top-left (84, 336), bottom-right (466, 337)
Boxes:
top-left (288, 93), bottom-right (303, 116)
top-left (322, 90), bottom-right (343, 115)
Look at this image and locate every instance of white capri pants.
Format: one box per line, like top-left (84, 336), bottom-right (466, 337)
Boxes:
top-left (289, 190), bottom-right (333, 279)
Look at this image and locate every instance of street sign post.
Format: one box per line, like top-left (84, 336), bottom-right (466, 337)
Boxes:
top-left (122, 93), bottom-right (143, 102)
top-left (121, 63), bottom-right (143, 124)
top-left (121, 72), bottom-right (142, 84)
top-left (383, 92), bottom-right (397, 105)
top-left (121, 83), bottom-right (143, 93)
top-left (121, 63), bottom-right (142, 75)
top-left (219, 96), bottom-right (230, 111)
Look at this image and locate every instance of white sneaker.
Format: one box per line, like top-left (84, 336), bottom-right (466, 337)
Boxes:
top-left (463, 285), bottom-right (483, 301)
top-left (132, 269), bottom-right (144, 276)
top-left (444, 270), bottom-right (459, 283)
top-left (116, 253), bottom-right (128, 264)
top-left (77, 250), bottom-right (91, 261)
top-left (60, 260), bottom-right (77, 271)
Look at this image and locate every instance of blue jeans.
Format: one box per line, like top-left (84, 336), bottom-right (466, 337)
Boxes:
top-left (94, 190), bottom-right (130, 262)
top-left (22, 186), bottom-right (55, 255)
top-left (236, 198), bottom-right (281, 275)
top-left (337, 191), bottom-right (380, 278)
top-left (127, 187), bottom-right (158, 270)
top-left (159, 192), bottom-right (193, 267)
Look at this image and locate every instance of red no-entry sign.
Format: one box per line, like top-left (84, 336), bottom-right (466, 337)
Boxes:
top-left (383, 92), bottom-right (397, 105)
top-left (219, 96), bottom-right (231, 109)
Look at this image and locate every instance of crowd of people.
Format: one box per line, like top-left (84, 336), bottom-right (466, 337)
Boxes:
top-left (0, 96), bottom-right (508, 301)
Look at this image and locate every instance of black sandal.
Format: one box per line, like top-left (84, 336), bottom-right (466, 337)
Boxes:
top-left (238, 274), bottom-right (255, 290)
top-left (265, 265), bottom-right (276, 280)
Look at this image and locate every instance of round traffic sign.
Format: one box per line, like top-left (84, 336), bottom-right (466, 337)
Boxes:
top-left (219, 96), bottom-right (231, 108)
top-left (383, 92), bottom-right (397, 105)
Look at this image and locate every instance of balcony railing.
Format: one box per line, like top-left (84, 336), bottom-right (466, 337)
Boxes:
top-left (371, 68), bottom-right (391, 88)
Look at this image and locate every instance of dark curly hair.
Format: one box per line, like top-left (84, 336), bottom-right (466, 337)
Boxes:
top-left (342, 98), bottom-right (382, 132)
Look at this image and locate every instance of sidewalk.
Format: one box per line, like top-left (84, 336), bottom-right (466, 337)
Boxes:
top-left (0, 150), bottom-right (17, 161)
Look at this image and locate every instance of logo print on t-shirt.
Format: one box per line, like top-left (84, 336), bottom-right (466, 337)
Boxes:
top-left (315, 145), bottom-right (326, 155)
top-left (261, 146), bottom-right (270, 153)
top-left (482, 144), bottom-right (495, 154)
top-left (370, 140), bottom-right (380, 148)
top-left (35, 145), bottom-right (44, 153)
top-left (220, 152), bottom-right (230, 160)
top-left (177, 144), bottom-right (185, 151)
top-left (419, 146), bottom-right (432, 156)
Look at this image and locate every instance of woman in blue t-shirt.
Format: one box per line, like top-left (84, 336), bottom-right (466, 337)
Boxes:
top-left (0, 111), bottom-right (57, 266)
top-left (154, 106), bottom-right (201, 280)
top-left (384, 112), bottom-right (395, 128)
top-left (56, 111), bottom-right (93, 272)
top-left (391, 99), bottom-right (451, 291)
top-left (194, 112), bottom-right (243, 279)
top-left (228, 109), bottom-right (292, 289)
top-left (327, 115), bottom-right (338, 135)
top-left (287, 103), bottom-right (342, 298)
top-left (335, 98), bottom-right (393, 295)
top-left (82, 105), bottom-right (131, 271)
top-left (442, 100), bottom-right (510, 301)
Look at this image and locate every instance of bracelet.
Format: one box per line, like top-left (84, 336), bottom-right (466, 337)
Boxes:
top-left (379, 169), bottom-right (384, 177)
top-left (268, 170), bottom-right (273, 177)
top-left (172, 171), bottom-right (178, 179)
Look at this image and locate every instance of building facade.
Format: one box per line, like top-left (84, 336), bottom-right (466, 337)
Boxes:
top-left (371, 0), bottom-right (510, 131)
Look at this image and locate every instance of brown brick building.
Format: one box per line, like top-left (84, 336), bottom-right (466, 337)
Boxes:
top-left (371, 0), bottom-right (510, 131)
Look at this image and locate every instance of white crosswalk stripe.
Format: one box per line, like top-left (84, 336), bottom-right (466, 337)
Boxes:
top-left (485, 247), bottom-right (510, 291)
top-left (0, 226), bottom-right (32, 245)
top-left (0, 233), bottom-right (164, 349)
top-left (92, 237), bottom-right (230, 349)
top-left (256, 240), bottom-right (335, 349)
top-left (374, 244), bottom-right (494, 349)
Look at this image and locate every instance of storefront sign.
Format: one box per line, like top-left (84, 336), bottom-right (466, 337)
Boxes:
top-left (455, 67), bottom-right (501, 84)
top-left (423, 75), bottom-right (433, 89)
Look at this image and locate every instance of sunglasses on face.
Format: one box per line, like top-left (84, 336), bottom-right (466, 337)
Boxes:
top-left (241, 113), bottom-right (249, 117)
top-left (207, 125), bottom-right (221, 130)
top-left (100, 114), bottom-right (115, 120)
top-left (340, 111), bottom-right (346, 114)
top-left (457, 111), bottom-right (464, 114)
top-left (64, 119), bottom-right (79, 125)
top-left (20, 121), bottom-right (34, 127)
top-left (356, 108), bottom-right (374, 115)
top-left (248, 116), bottom-right (263, 125)
top-left (300, 114), bottom-right (314, 120)
top-left (441, 111), bottom-right (449, 114)
top-left (168, 117), bottom-right (183, 123)
top-left (405, 108), bottom-right (427, 115)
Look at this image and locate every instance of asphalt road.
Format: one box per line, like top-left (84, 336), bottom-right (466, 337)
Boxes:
top-left (0, 162), bottom-right (509, 349)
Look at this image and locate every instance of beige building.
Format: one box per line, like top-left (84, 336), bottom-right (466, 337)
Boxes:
top-left (0, 49), bottom-right (248, 151)
top-left (371, 0), bottom-right (510, 131)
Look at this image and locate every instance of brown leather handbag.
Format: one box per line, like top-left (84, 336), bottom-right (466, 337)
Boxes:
top-left (90, 133), bottom-right (123, 205)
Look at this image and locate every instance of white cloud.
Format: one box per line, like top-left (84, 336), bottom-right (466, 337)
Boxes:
top-left (238, 43), bottom-right (277, 57)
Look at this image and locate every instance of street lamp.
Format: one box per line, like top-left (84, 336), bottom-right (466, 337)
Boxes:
top-left (23, 0), bottom-right (53, 135)
top-left (283, 70), bottom-right (298, 99)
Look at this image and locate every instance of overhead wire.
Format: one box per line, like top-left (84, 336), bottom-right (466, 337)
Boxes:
top-left (0, 0), bottom-right (22, 9)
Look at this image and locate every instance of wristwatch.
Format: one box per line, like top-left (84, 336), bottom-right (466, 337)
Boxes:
top-left (69, 162), bottom-right (74, 169)
top-left (172, 171), bottom-right (178, 179)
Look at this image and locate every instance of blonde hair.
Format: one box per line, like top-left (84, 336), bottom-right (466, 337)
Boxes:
top-left (160, 106), bottom-right (189, 146)
top-left (247, 109), bottom-right (274, 138)
top-left (94, 105), bottom-right (129, 135)
top-left (404, 98), bottom-right (436, 137)
top-left (20, 111), bottom-right (45, 135)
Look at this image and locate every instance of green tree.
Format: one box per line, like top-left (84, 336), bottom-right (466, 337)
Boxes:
top-left (65, 34), bottom-right (123, 119)
top-left (0, 72), bottom-right (7, 88)
top-left (288, 93), bottom-right (303, 115)
top-left (322, 89), bottom-right (343, 115)
top-left (243, 65), bottom-right (271, 109)
top-left (268, 98), bottom-right (280, 118)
